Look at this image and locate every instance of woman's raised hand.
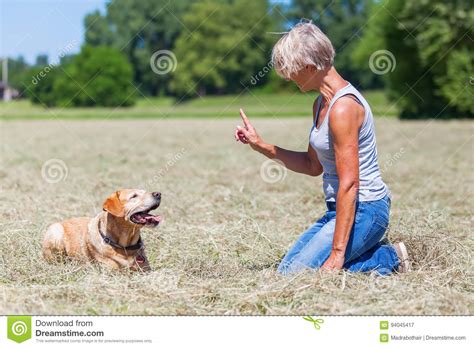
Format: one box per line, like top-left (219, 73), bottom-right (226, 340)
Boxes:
top-left (235, 108), bottom-right (263, 150)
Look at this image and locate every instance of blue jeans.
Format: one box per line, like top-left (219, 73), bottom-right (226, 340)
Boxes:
top-left (277, 195), bottom-right (399, 275)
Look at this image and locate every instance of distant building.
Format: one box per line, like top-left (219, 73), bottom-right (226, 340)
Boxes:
top-left (0, 82), bottom-right (19, 101)
top-left (2, 58), bottom-right (20, 102)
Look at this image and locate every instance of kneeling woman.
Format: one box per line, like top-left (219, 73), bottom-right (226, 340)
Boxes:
top-left (235, 22), bottom-right (410, 275)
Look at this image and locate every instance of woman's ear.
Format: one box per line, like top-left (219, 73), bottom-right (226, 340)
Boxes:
top-left (102, 191), bottom-right (125, 217)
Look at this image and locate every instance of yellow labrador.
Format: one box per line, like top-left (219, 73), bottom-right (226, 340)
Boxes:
top-left (42, 189), bottom-right (161, 271)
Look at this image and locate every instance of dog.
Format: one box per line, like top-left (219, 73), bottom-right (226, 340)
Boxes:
top-left (42, 189), bottom-right (162, 271)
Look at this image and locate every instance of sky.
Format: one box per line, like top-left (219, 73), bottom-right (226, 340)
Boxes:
top-left (1, 0), bottom-right (107, 64)
top-left (0, 0), bottom-right (290, 65)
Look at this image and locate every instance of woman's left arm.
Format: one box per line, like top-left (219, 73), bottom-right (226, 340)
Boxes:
top-left (321, 98), bottom-right (365, 271)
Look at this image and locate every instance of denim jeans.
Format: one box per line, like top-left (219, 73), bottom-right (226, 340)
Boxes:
top-left (277, 195), bottom-right (399, 275)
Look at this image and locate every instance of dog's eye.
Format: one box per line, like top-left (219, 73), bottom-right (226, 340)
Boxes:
top-left (130, 194), bottom-right (138, 199)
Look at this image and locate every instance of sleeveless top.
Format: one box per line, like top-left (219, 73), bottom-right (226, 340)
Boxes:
top-left (309, 83), bottom-right (390, 202)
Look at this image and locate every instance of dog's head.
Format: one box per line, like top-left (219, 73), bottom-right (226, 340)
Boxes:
top-left (102, 189), bottom-right (162, 227)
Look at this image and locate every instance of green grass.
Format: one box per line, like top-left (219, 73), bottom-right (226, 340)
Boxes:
top-left (0, 90), bottom-right (398, 120)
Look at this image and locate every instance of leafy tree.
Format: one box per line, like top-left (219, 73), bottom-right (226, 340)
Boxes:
top-left (35, 54), bottom-right (49, 66)
top-left (288, 0), bottom-right (381, 89)
top-left (27, 66), bottom-right (60, 107)
top-left (55, 45), bottom-right (135, 107)
top-left (437, 48), bottom-right (473, 115)
top-left (28, 45), bottom-right (135, 107)
top-left (354, 0), bottom-right (473, 118)
top-left (0, 56), bottom-right (30, 95)
top-left (84, 10), bottom-right (115, 47)
top-left (84, 0), bottom-right (191, 96)
top-left (171, 0), bottom-right (274, 98)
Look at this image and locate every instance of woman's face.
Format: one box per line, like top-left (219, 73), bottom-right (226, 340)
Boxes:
top-left (290, 65), bottom-right (321, 92)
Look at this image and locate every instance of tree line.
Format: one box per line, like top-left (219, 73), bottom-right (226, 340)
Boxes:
top-left (4, 0), bottom-right (473, 118)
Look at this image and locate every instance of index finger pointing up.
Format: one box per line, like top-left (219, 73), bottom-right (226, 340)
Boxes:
top-left (240, 108), bottom-right (251, 128)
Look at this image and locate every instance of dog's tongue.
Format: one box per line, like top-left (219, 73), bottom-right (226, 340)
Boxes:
top-left (144, 215), bottom-right (161, 224)
top-left (134, 213), bottom-right (161, 224)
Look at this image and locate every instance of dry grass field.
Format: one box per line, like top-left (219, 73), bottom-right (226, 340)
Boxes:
top-left (0, 116), bottom-right (472, 315)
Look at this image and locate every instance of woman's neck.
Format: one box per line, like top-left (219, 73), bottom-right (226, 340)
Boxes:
top-left (317, 67), bottom-right (349, 104)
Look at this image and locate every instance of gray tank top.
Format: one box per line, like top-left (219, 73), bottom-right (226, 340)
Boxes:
top-left (309, 83), bottom-right (390, 202)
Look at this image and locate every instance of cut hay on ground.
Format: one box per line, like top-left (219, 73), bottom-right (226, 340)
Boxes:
top-left (0, 118), bottom-right (472, 314)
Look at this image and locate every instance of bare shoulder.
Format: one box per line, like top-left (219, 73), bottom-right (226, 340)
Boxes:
top-left (329, 96), bottom-right (365, 131)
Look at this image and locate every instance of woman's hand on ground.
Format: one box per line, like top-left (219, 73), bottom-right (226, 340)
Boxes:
top-left (235, 108), bottom-right (264, 150)
top-left (321, 252), bottom-right (345, 271)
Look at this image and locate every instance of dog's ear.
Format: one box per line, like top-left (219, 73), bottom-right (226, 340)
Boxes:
top-left (103, 191), bottom-right (125, 217)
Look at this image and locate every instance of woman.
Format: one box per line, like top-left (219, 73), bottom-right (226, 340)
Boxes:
top-left (235, 22), bottom-right (410, 275)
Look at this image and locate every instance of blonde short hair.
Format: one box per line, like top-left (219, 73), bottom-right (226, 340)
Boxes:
top-left (272, 22), bottom-right (335, 79)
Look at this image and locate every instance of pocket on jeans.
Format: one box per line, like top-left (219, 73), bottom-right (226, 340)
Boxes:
top-left (366, 209), bottom-right (389, 243)
top-left (317, 210), bottom-right (336, 225)
top-left (375, 201), bottom-right (390, 229)
top-left (353, 204), bottom-right (376, 242)
top-left (366, 198), bottom-right (390, 227)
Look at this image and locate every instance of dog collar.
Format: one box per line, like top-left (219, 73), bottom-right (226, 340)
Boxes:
top-left (98, 220), bottom-right (143, 251)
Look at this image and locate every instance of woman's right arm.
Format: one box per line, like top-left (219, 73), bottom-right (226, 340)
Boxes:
top-left (235, 109), bottom-right (323, 177)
